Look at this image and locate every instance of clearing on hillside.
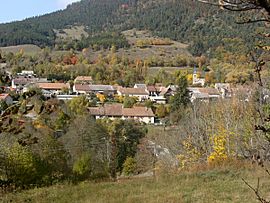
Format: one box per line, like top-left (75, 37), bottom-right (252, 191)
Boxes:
top-left (54, 25), bottom-right (89, 40)
top-left (0, 44), bottom-right (41, 54)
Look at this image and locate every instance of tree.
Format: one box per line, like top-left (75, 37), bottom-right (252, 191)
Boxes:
top-left (170, 75), bottom-right (190, 112)
top-left (144, 100), bottom-right (153, 109)
top-left (0, 100), bottom-right (8, 112)
top-left (67, 96), bottom-right (89, 116)
top-left (104, 120), bottom-right (147, 175)
top-left (61, 115), bottom-right (109, 180)
top-left (156, 104), bottom-right (168, 118)
top-left (123, 96), bottom-right (137, 108)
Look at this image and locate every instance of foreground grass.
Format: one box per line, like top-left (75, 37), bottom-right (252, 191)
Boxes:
top-left (1, 165), bottom-right (270, 203)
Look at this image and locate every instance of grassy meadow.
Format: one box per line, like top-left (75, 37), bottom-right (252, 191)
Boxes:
top-left (1, 163), bottom-right (270, 203)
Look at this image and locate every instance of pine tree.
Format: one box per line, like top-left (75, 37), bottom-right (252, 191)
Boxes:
top-left (170, 75), bottom-right (190, 112)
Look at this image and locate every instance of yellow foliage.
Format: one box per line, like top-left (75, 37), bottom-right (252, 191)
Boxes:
top-left (114, 95), bottom-right (124, 103)
top-left (96, 93), bottom-right (106, 103)
top-left (177, 138), bottom-right (203, 169)
top-left (207, 128), bottom-right (228, 164)
top-left (33, 120), bottom-right (46, 129)
top-left (187, 74), bottom-right (193, 82)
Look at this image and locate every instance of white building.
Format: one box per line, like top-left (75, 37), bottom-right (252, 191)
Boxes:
top-left (192, 69), bottom-right (205, 87)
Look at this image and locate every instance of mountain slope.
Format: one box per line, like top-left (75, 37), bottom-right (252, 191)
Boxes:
top-left (0, 0), bottom-right (264, 55)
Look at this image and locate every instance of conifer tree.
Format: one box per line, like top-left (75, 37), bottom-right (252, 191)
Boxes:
top-left (170, 75), bottom-right (190, 112)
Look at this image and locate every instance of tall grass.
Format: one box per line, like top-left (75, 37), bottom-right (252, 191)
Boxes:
top-left (1, 163), bottom-right (270, 203)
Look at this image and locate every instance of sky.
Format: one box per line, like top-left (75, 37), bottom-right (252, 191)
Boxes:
top-left (0, 0), bottom-right (80, 23)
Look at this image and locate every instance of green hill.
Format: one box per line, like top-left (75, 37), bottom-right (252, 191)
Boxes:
top-left (0, 0), bottom-right (264, 55)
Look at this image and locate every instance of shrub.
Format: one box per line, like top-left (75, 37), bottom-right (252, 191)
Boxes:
top-left (122, 157), bottom-right (136, 176)
top-left (73, 153), bottom-right (92, 179)
top-left (4, 143), bottom-right (47, 187)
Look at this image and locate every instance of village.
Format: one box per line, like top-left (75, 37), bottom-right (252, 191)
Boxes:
top-left (0, 68), bottom-right (253, 124)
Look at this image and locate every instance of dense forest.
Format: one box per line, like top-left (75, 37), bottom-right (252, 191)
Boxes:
top-left (0, 0), bottom-right (265, 55)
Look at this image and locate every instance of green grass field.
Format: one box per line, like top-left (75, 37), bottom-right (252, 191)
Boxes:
top-left (1, 164), bottom-right (270, 203)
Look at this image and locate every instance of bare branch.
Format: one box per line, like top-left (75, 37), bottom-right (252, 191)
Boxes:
top-left (242, 178), bottom-right (269, 203)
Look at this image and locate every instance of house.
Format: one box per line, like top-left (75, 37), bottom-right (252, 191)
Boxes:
top-left (89, 103), bottom-right (122, 119)
top-left (189, 87), bottom-right (221, 102)
top-left (146, 85), bottom-right (167, 104)
top-left (158, 85), bottom-right (178, 99)
top-left (73, 84), bottom-right (91, 94)
top-left (17, 70), bottom-right (36, 77)
top-left (190, 92), bottom-right (210, 103)
top-left (147, 85), bottom-right (159, 96)
top-left (117, 87), bottom-right (149, 101)
top-left (0, 94), bottom-right (13, 105)
top-left (88, 103), bottom-right (155, 124)
top-left (89, 85), bottom-right (116, 95)
top-left (199, 88), bottom-right (220, 99)
top-left (36, 83), bottom-right (70, 94)
top-left (73, 84), bottom-right (116, 96)
top-left (74, 76), bottom-right (93, 84)
top-left (122, 106), bottom-right (155, 124)
top-left (12, 76), bottom-right (48, 90)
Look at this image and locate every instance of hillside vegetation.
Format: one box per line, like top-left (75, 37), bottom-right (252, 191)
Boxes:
top-left (0, 0), bottom-right (264, 55)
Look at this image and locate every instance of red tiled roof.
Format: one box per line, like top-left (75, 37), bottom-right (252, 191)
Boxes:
top-left (147, 85), bottom-right (157, 92)
top-left (118, 87), bottom-right (148, 95)
top-left (74, 84), bottom-right (91, 92)
top-left (88, 104), bottom-right (122, 116)
top-left (37, 83), bottom-right (69, 90)
top-left (88, 104), bottom-right (154, 117)
top-left (123, 106), bottom-right (155, 117)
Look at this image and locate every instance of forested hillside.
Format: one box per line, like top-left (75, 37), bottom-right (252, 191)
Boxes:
top-left (0, 0), bottom-right (264, 55)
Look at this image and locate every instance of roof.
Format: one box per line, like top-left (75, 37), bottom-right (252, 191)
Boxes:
top-left (159, 87), bottom-right (169, 96)
top-left (89, 85), bottom-right (115, 91)
top-left (74, 84), bottom-right (91, 92)
top-left (13, 77), bottom-right (49, 86)
top-left (75, 76), bottom-right (93, 82)
top-left (134, 84), bottom-right (147, 89)
top-left (89, 104), bottom-right (155, 117)
top-left (118, 87), bottom-right (148, 95)
top-left (37, 83), bottom-right (70, 90)
top-left (13, 77), bottom-right (39, 85)
top-left (198, 88), bottom-right (220, 95)
top-left (123, 106), bottom-right (155, 117)
top-left (215, 83), bottom-right (230, 89)
top-left (167, 85), bottom-right (178, 92)
top-left (88, 104), bottom-right (122, 117)
top-left (192, 92), bottom-right (209, 99)
top-left (0, 94), bottom-right (10, 100)
top-left (147, 85), bottom-right (157, 92)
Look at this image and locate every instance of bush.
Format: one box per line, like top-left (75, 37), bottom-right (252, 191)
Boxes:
top-left (122, 157), bottom-right (136, 176)
top-left (73, 153), bottom-right (92, 179)
top-left (4, 143), bottom-right (47, 187)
